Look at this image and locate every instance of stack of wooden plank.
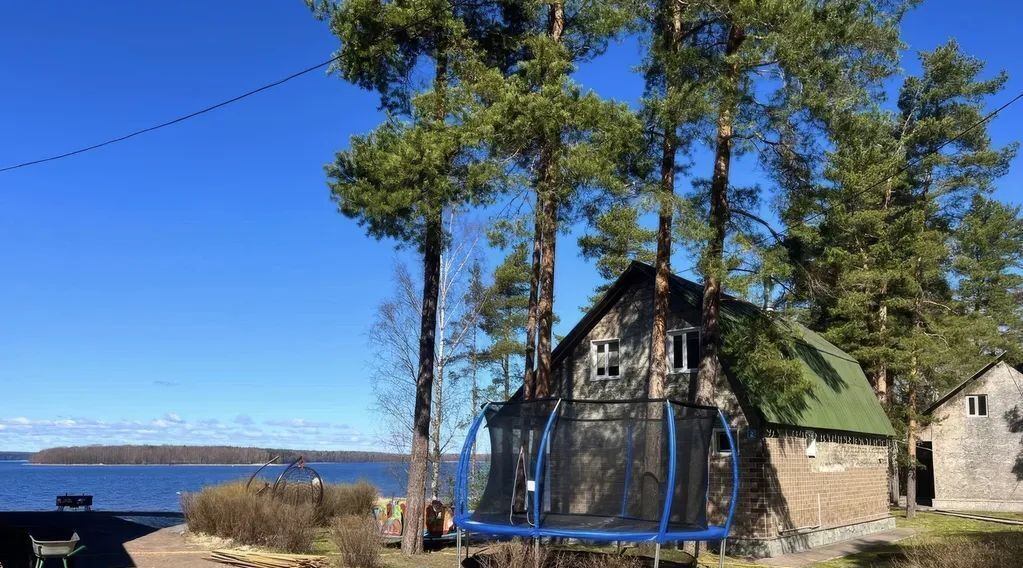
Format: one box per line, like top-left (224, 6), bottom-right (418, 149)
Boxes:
top-left (209, 549), bottom-right (329, 568)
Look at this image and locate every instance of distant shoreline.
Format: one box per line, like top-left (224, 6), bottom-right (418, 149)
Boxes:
top-left (26, 462), bottom-right (273, 467)
top-left (20, 459), bottom-right (462, 466)
top-left (28, 444), bottom-right (446, 466)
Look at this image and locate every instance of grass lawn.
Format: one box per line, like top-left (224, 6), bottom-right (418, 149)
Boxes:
top-left (811, 509), bottom-right (1023, 568)
top-left (308, 509), bottom-right (1022, 568)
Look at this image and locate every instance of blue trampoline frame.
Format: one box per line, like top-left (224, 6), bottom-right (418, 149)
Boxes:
top-left (454, 398), bottom-right (740, 555)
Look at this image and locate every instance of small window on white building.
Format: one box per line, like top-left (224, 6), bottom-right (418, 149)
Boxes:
top-left (713, 428), bottom-right (734, 455)
top-left (966, 394), bottom-right (988, 417)
top-left (667, 328), bottom-right (700, 373)
top-left (591, 339), bottom-right (620, 380)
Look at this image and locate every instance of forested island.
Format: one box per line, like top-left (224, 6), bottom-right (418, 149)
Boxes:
top-left (31, 445), bottom-right (425, 465)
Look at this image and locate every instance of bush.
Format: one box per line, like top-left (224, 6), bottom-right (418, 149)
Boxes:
top-left (182, 482), bottom-right (316, 552)
top-left (320, 480), bottom-right (378, 521)
top-left (893, 533), bottom-right (1023, 568)
top-left (329, 515), bottom-right (381, 568)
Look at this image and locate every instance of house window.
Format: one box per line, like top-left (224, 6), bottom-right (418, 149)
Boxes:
top-left (667, 328), bottom-right (700, 373)
top-left (713, 428), bottom-right (734, 455)
top-left (966, 394), bottom-right (987, 417)
top-left (591, 339), bottom-right (620, 380)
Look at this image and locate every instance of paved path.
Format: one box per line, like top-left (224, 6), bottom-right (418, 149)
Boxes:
top-left (123, 524), bottom-right (219, 568)
top-left (753, 528), bottom-right (917, 567)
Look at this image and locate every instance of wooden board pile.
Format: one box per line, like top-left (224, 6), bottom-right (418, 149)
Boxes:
top-left (210, 549), bottom-right (329, 568)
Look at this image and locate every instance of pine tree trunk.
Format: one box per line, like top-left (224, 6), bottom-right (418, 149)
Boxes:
top-left (648, 0), bottom-right (682, 400)
top-left (906, 376), bottom-right (918, 518)
top-left (533, 1), bottom-right (564, 398)
top-left (523, 208), bottom-right (542, 399)
top-left (502, 356), bottom-right (511, 399)
top-left (695, 23), bottom-right (744, 405)
top-left (401, 214), bottom-right (442, 555)
top-left (888, 441), bottom-right (900, 505)
top-left (536, 189), bottom-right (558, 397)
top-left (402, 44), bottom-right (448, 556)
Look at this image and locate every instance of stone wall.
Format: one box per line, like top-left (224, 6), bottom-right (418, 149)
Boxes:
top-left (928, 361), bottom-right (1023, 512)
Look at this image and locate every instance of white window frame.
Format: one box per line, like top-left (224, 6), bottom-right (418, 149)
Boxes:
top-left (712, 428), bottom-right (735, 455)
top-left (965, 394), bottom-right (988, 417)
top-left (666, 327), bottom-right (701, 374)
top-left (590, 338), bottom-right (621, 380)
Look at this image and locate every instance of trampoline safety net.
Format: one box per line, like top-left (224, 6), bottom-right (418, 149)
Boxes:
top-left (457, 398), bottom-right (735, 542)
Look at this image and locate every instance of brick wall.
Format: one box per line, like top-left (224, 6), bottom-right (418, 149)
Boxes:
top-left (706, 434), bottom-right (890, 540)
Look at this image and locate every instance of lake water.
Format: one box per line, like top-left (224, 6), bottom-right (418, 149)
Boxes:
top-left (0, 460), bottom-right (458, 511)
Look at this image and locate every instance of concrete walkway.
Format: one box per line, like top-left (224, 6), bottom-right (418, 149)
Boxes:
top-left (753, 528), bottom-right (917, 567)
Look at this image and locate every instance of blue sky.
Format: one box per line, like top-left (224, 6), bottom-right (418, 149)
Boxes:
top-left (1, 1), bottom-right (1020, 452)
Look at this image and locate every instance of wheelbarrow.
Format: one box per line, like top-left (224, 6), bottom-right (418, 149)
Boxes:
top-left (29, 532), bottom-right (86, 568)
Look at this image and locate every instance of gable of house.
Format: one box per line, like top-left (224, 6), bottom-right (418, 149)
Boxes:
top-left (923, 357), bottom-right (1023, 511)
top-left (550, 262), bottom-right (895, 437)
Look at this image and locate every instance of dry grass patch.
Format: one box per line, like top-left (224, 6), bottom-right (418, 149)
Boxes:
top-left (329, 515), bottom-right (381, 568)
top-left (472, 542), bottom-right (645, 568)
top-left (320, 481), bottom-right (378, 521)
top-left (182, 481), bottom-right (317, 553)
top-left (892, 532), bottom-right (1023, 568)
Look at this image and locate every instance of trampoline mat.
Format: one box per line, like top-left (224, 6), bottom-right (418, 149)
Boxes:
top-left (468, 511), bottom-right (704, 534)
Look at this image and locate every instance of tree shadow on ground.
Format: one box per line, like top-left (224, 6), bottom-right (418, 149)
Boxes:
top-left (0, 511), bottom-right (182, 568)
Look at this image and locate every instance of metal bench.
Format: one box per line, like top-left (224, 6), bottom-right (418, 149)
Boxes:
top-left (55, 495), bottom-right (92, 512)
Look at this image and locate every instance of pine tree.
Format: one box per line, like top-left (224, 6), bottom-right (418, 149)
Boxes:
top-left (679, 0), bottom-right (905, 404)
top-left (895, 41), bottom-right (1016, 517)
top-left (481, 242), bottom-right (531, 399)
top-left (310, 0), bottom-right (505, 553)
top-left (578, 205), bottom-right (657, 304)
top-left (953, 195), bottom-right (1023, 358)
top-left (788, 40), bottom-right (1016, 514)
top-left (481, 1), bottom-right (643, 398)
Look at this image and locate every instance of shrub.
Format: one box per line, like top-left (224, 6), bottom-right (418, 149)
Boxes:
top-left (329, 515), bottom-right (381, 568)
top-left (182, 482), bottom-right (316, 553)
top-left (893, 533), bottom-right (1023, 568)
top-left (320, 481), bottom-right (379, 520)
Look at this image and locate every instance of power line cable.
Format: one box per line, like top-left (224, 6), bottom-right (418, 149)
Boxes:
top-left (0, 55), bottom-right (342, 174)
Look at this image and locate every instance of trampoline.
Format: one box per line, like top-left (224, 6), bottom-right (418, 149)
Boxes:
top-left (454, 398), bottom-right (739, 567)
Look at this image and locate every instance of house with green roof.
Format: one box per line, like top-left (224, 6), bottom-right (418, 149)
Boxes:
top-left (546, 262), bottom-right (896, 557)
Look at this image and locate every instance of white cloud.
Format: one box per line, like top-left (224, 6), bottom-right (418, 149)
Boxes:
top-left (0, 413), bottom-right (374, 452)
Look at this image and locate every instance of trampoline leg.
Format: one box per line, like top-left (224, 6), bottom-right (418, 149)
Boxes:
top-left (718, 538), bottom-right (727, 568)
top-left (653, 542), bottom-right (661, 568)
top-left (533, 538), bottom-right (540, 568)
top-left (456, 529), bottom-right (462, 566)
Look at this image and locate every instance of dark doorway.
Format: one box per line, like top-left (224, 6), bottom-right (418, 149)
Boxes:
top-left (916, 441), bottom-right (934, 506)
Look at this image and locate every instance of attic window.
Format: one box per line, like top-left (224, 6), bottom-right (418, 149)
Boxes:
top-left (667, 328), bottom-right (700, 373)
top-left (591, 339), bottom-right (620, 380)
top-left (713, 428), bottom-right (734, 455)
top-left (966, 394), bottom-right (987, 417)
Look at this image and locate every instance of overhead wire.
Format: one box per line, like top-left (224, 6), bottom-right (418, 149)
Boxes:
top-left (0, 55), bottom-right (343, 174)
top-left (777, 90), bottom-right (1023, 239)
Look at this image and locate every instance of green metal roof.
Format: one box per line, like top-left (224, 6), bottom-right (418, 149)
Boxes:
top-left (766, 323), bottom-right (896, 436)
top-left (670, 270), bottom-right (895, 437)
